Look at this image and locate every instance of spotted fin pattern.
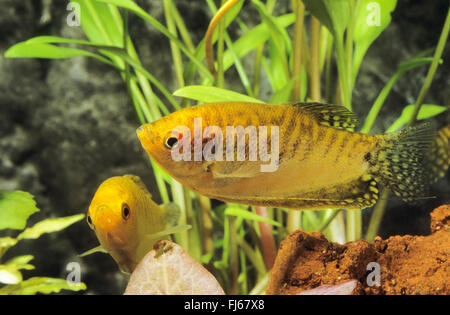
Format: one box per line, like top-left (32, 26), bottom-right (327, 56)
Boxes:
top-left (293, 102), bottom-right (359, 131)
top-left (337, 174), bottom-right (380, 209)
top-left (370, 122), bottom-right (436, 202)
top-left (429, 124), bottom-right (450, 182)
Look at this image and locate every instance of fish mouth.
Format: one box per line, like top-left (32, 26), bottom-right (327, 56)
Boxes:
top-left (106, 231), bottom-right (126, 247)
top-left (136, 124), bottom-right (152, 147)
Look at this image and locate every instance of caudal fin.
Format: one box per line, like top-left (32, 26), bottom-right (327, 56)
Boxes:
top-left (429, 124), bottom-right (450, 182)
top-left (371, 122), bottom-right (436, 202)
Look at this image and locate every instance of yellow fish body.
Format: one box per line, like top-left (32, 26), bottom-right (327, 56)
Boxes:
top-left (137, 102), bottom-right (446, 211)
top-left (84, 175), bottom-right (184, 273)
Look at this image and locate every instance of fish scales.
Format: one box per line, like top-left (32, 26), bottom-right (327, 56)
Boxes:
top-left (137, 102), bottom-right (441, 211)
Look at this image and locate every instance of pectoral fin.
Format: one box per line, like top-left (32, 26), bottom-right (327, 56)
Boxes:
top-left (209, 161), bottom-right (262, 178)
top-left (160, 202), bottom-right (181, 227)
top-left (144, 224), bottom-right (192, 241)
top-left (78, 245), bottom-right (108, 257)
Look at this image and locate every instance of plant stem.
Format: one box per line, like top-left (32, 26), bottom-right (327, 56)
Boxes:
top-left (365, 190), bottom-right (389, 242)
top-left (310, 16), bottom-right (321, 101)
top-left (291, 0), bottom-right (305, 102)
top-left (249, 272), bottom-right (270, 295)
top-left (164, 0), bottom-right (185, 88)
top-left (346, 209), bottom-right (361, 241)
top-left (169, 0), bottom-right (196, 53)
top-left (254, 207), bottom-right (277, 270)
top-left (287, 211), bottom-right (302, 233)
top-left (324, 35), bottom-right (334, 103)
top-left (335, 39), bottom-right (350, 110)
top-left (318, 209), bottom-right (342, 232)
top-left (408, 8), bottom-right (450, 126)
top-left (239, 226), bottom-right (248, 293)
top-left (345, 0), bottom-right (361, 99)
top-left (252, 0), bottom-right (275, 97)
top-left (252, 46), bottom-right (264, 97)
top-left (199, 195), bottom-right (214, 256)
top-left (360, 72), bottom-right (402, 134)
top-left (205, 0), bottom-right (241, 77)
top-left (286, 0), bottom-right (305, 231)
top-left (171, 181), bottom-right (189, 250)
top-left (228, 215), bottom-right (239, 294)
top-left (217, 2), bottom-right (226, 88)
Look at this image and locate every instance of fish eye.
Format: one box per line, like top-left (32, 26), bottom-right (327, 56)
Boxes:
top-left (122, 203), bottom-right (131, 221)
top-left (164, 132), bottom-right (181, 150)
top-left (87, 215), bottom-right (94, 230)
top-left (165, 136), bottom-right (178, 149)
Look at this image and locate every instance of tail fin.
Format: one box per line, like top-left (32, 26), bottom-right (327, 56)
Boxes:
top-left (429, 124), bottom-right (450, 182)
top-left (370, 122), bottom-right (436, 202)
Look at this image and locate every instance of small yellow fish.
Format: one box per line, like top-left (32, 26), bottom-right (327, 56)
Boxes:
top-left (137, 102), bottom-right (448, 211)
top-left (83, 175), bottom-right (188, 273)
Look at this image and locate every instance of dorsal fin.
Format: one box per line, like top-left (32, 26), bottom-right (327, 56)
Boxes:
top-left (292, 102), bottom-right (359, 131)
top-left (123, 174), bottom-right (152, 197)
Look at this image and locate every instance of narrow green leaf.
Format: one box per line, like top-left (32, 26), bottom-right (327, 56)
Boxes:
top-left (95, 0), bottom-right (213, 80)
top-left (0, 265), bottom-right (23, 285)
top-left (386, 104), bottom-right (447, 133)
top-left (102, 47), bottom-right (180, 109)
top-left (0, 237), bottom-right (18, 251)
top-left (222, 14), bottom-right (296, 72)
top-left (0, 191), bottom-right (39, 230)
top-left (225, 208), bottom-right (281, 227)
top-left (0, 237), bottom-right (18, 260)
top-left (78, 245), bottom-right (108, 257)
top-left (360, 53), bottom-right (435, 133)
top-left (267, 39), bottom-right (288, 91)
top-left (173, 86), bottom-right (265, 104)
top-left (269, 70), bottom-right (307, 104)
top-left (0, 277), bottom-right (86, 295)
top-left (302, 0), bottom-right (351, 39)
top-left (4, 42), bottom-right (112, 66)
top-left (17, 214), bottom-right (85, 241)
top-left (76, 0), bottom-right (123, 46)
top-left (0, 255), bottom-right (35, 284)
top-left (251, 0), bottom-right (291, 79)
top-left (353, 0), bottom-right (397, 82)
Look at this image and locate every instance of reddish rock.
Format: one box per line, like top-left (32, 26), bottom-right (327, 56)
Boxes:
top-left (267, 205), bottom-right (450, 295)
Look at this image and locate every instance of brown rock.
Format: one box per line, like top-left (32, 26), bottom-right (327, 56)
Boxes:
top-left (267, 205), bottom-right (450, 295)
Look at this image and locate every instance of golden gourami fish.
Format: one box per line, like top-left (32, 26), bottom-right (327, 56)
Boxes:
top-left (83, 175), bottom-right (189, 273)
top-left (137, 102), bottom-right (449, 211)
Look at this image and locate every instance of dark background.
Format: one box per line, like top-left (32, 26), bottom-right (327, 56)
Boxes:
top-left (0, 0), bottom-right (448, 294)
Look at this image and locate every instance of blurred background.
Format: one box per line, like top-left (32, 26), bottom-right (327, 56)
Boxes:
top-left (0, 0), bottom-right (448, 294)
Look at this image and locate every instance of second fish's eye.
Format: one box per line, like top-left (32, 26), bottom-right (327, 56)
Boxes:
top-left (87, 215), bottom-right (94, 230)
top-left (122, 203), bottom-right (131, 220)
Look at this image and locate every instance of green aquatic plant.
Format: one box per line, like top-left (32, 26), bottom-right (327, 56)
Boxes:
top-left (0, 191), bottom-right (86, 294)
top-left (4, 0), bottom-right (449, 294)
